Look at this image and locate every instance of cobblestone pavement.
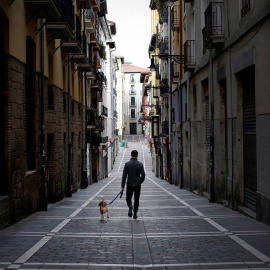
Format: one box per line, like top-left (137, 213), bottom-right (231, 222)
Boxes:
top-left (1, 135), bottom-right (270, 270)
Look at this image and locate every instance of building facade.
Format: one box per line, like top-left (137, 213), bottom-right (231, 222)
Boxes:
top-left (148, 0), bottom-right (270, 225)
top-left (0, 0), bottom-right (118, 229)
top-left (122, 64), bottom-right (151, 136)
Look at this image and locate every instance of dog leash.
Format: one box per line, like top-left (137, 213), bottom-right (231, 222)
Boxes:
top-left (107, 190), bottom-right (123, 205)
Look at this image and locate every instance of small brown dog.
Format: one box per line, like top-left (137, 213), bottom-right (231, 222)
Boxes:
top-left (98, 196), bottom-right (109, 222)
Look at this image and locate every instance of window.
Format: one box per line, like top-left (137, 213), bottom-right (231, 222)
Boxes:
top-left (131, 85), bottom-right (135, 94)
top-left (131, 109), bottom-right (135, 118)
top-left (130, 74), bottom-right (135, 83)
top-left (130, 96), bottom-right (135, 106)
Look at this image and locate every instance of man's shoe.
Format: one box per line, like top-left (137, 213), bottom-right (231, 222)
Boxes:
top-left (133, 213), bottom-right (138, 219)
top-left (128, 206), bottom-right (133, 217)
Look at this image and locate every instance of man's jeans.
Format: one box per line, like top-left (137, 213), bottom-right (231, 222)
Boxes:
top-left (126, 184), bottom-right (141, 214)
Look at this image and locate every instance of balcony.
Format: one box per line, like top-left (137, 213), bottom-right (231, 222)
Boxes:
top-left (162, 120), bottom-right (169, 135)
top-left (61, 40), bottom-right (81, 55)
top-left (113, 88), bottom-right (117, 96)
top-left (202, 2), bottom-right (224, 50)
top-left (129, 102), bottom-right (136, 107)
top-left (46, 0), bottom-right (74, 41)
top-left (160, 37), bottom-right (169, 55)
top-left (90, 133), bottom-right (101, 145)
top-left (24, 0), bottom-right (61, 19)
top-left (171, 6), bottom-right (180, 30)
top-left (91, 0), bottom-right (100, 12)
top-left (91, 71), bottom-right (104, 89)
top-left (184, 40), bottom-right (195, 72)
top-left (160, 79), bottom-right (169, 97)
top-left (98, 0), bottom-right (107, 17)
top-left (85, 9), bottom-right (95, 33)
top-left (101, 105), bottom-right (108, 117)
top-left (96, 90), bottom-right (103, 102)
top-left (90, 30), bottom-right (101, 51)
top-left (76, 0), bottom-right (91, 9)
top-left (159, 9), bottom-right (168, 24)
top-left (69, 53), bottom-right (88, 64)
top-left (86, 108), bottom-right (97, 127)
top-left (113, 110), bottom-right (118, 119)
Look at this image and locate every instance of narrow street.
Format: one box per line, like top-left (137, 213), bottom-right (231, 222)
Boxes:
top-left (0, 137), bottom-right (270, 270)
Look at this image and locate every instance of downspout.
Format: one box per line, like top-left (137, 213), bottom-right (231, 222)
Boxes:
top-left (209, 49), bottom-right (215, 203)
top-left (67, 53), bottom-right (72, 197)
top-left (40, 18), bottom-right (47, 210)
top-left (179, 2), bottom-right (183, 189)
top-left (81, 12), bottom-right (86, 188)
top-left (226, 0), bottom-right (234, 209)
top-left (169, 5), bottom-right (172, 183)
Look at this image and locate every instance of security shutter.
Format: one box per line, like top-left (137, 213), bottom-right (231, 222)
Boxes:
top-left (243, 71), bottom-right (257, 211)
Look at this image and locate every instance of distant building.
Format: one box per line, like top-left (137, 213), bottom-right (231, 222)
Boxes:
top-left (122, 65), bottom-right (151, 136)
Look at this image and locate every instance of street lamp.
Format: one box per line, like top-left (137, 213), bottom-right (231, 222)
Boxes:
top-left (148, 57), bottom-right (156, 71)
top-left (152, 116), bottom-right (159, 138)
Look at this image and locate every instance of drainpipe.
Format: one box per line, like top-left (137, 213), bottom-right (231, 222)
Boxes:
top-left (168, 5), bottom-right (172, 184)
top-left (226, 0), bottom-right (234, 209)
top-left (179, 2), bottom-right (183, 189)
top-left (40, 18), bottom-right (47, 210)
top-left (209, 49), bottom-right (215, 203)
top-left (67, 53), bottom-right (72, 197)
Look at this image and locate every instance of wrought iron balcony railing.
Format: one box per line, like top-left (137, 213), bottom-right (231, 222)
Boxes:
top-left (97, 90), bottom-right (103, 102)
top-left (47, 0), bottom-right (74, 30)
top-left (202, 1), bottom-right (224, 50)
top-left (159, 9), bottom-right (168, 24)
top-left (113, 110), bottom-right (118, 118)
top-left (160, 37), bottom-right (169, 55)
top-left (101, 105), bottom-right (108, 117)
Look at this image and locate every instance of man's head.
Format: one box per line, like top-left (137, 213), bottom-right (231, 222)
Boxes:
top-left (131, 150), bottom-right (138, 158)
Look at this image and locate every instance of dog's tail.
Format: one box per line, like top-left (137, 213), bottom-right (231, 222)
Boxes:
top-left (101, 195), bottom-right (105, 202)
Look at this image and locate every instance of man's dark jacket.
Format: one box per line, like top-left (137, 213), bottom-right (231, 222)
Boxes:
top-left (122, 158), bottom-right (145, 188)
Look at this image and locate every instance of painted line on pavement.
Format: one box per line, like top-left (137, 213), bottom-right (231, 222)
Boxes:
top-left (14, 177), bottom-right (117, 264)
top-left (14, 236), bottom-right (52, 264)
top-left (117, 148), bottom-right (126, 172)
top-left (229, 234), bottom-right (270, 263)
top-left (147, 176), bottom-right (270, 264)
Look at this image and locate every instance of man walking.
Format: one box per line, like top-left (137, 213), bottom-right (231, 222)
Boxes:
top-left (121, 150), bottom-right (145, 219)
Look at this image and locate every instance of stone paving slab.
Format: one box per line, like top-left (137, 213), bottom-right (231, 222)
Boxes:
top-left (143, 218), bottom-right (219, 234)
top-left (148, 236), bottom-right (260, 264)
top-left (28, 237), bottom-right (133, 264)
top-left (0, 139), bottom-right (270, 270)
top-left (59, 219), bottom-right (133, 234)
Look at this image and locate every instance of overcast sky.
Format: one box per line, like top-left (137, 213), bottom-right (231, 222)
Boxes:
top-left (106, 0), bottom-right (151, 69)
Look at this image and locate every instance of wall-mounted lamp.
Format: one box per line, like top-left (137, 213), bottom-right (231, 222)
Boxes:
top-left (148, 58), bottom-right (156, 71)
top-left (152, 115), bottom-right (159, 138)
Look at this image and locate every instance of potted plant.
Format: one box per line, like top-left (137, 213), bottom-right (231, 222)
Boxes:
top-left (99, 42), bottom-right (106, 60)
